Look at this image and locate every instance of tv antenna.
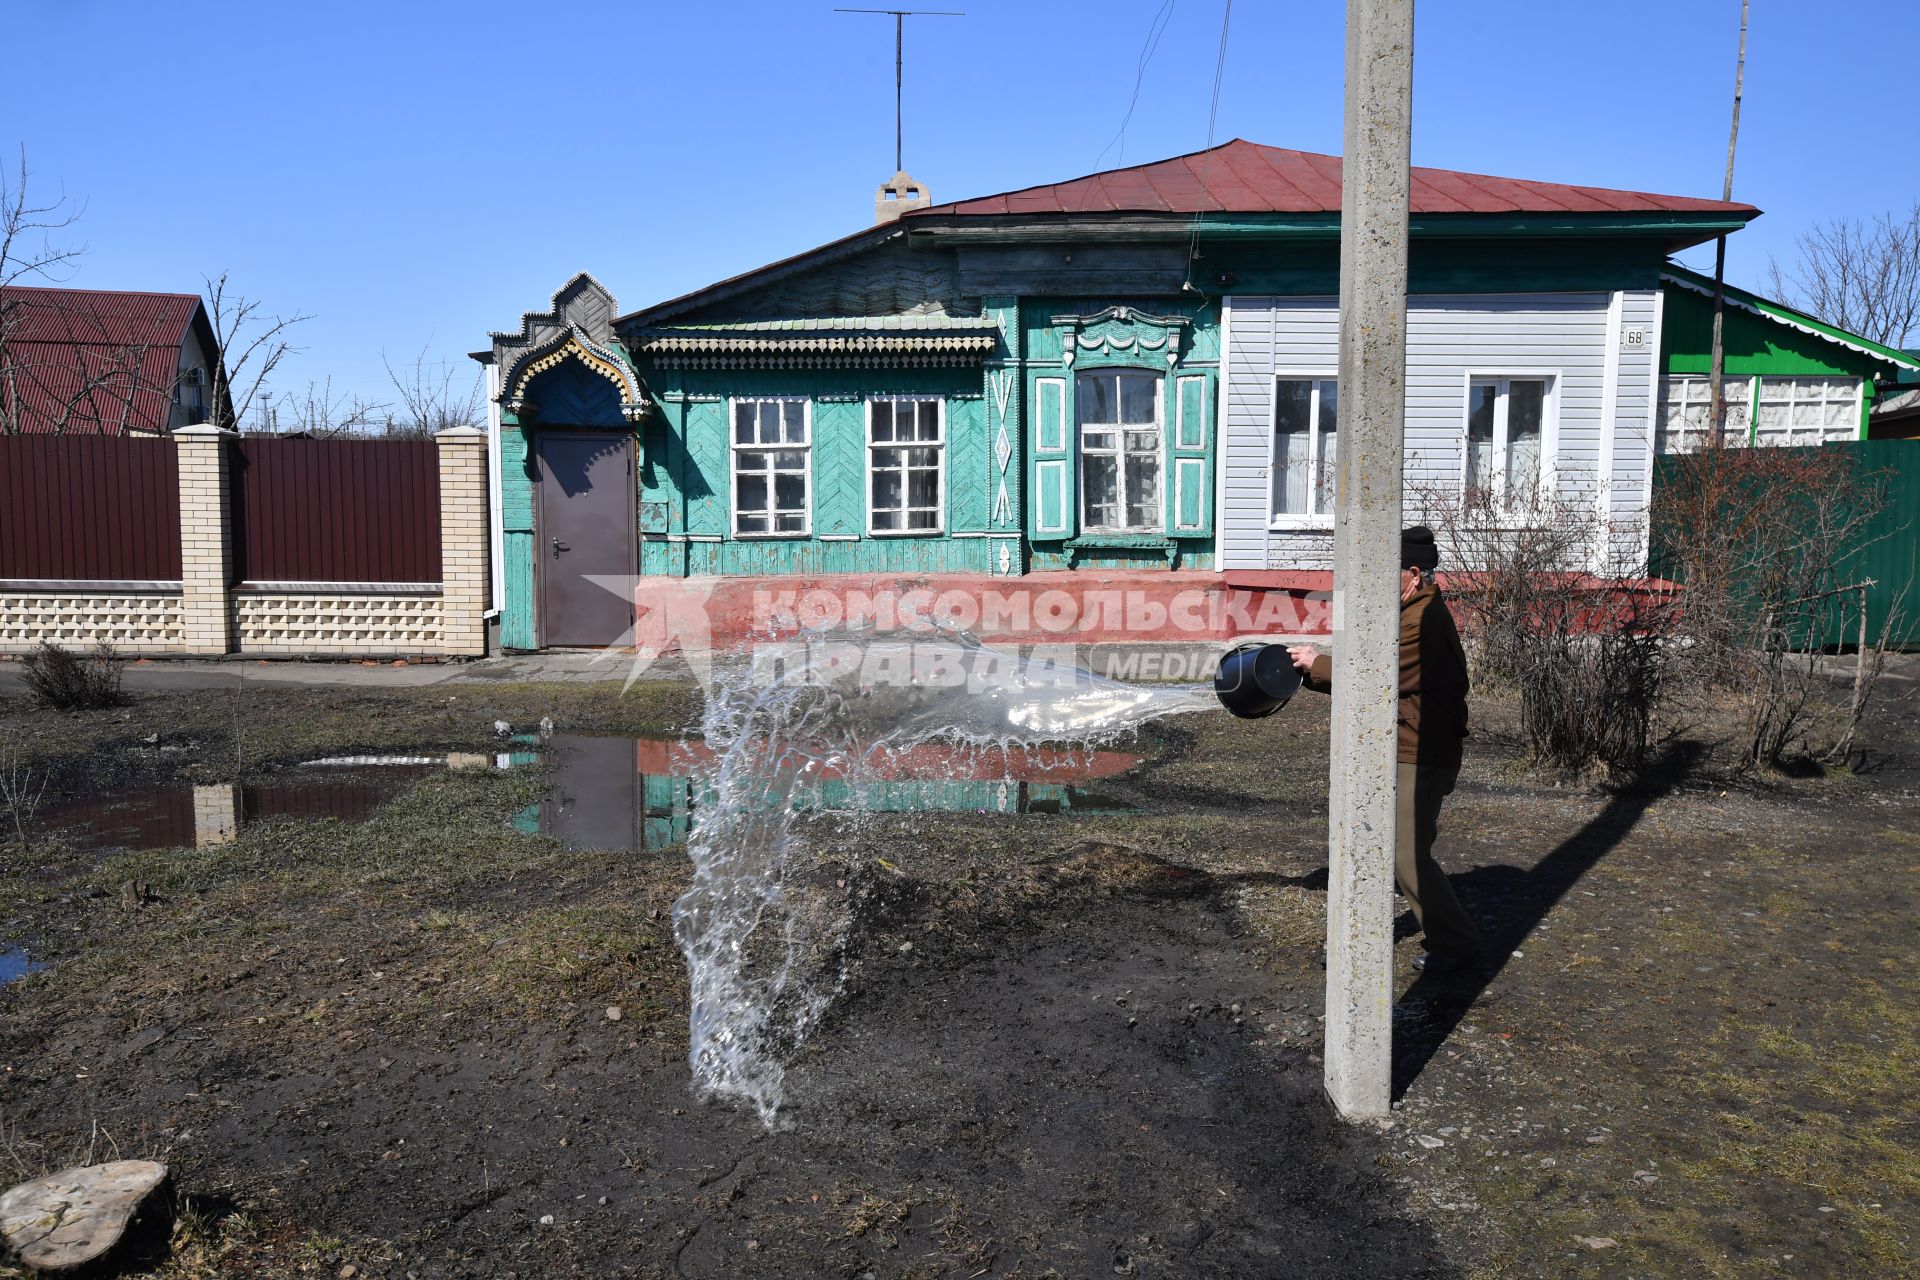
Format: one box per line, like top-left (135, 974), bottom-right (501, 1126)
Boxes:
top-left (834, 8), bottom-right (963, 174)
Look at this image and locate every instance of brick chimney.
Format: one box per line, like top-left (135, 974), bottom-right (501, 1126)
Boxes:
top-left (875, 170), bottom-right (931, 224)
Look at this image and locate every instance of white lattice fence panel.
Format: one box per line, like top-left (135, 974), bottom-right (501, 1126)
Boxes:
top-left (0, 593), bottom-right (185, 653)
top-left (234, 594), bottom-right (443, 654)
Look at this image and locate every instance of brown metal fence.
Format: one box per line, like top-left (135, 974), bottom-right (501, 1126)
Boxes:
top-left (0, 435), bottom-right (182, 580)
top-left (232, 437), bottom-right (441, 583)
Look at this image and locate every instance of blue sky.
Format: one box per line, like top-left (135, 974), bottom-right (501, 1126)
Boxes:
top-left (5, 0), bottom-right (1912, 416)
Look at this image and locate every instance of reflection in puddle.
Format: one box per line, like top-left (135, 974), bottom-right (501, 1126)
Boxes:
top-left (37, 767), bottom-right (440, 854)
top-left (515, 733), bottom-right (1140, 854)
top-left (31, 734), bottom-right (1141, 858)
top-left (1, 946), bottom-right (42, 985)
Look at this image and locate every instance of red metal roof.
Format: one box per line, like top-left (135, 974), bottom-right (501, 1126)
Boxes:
top-left (0, 286), bottom-right (203, 434)
top-left (911, 139), bottom-right (1760, 219)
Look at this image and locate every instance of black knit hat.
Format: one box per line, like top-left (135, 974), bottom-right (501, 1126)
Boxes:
top-left (1401, 525), bottom-right (1439, 571)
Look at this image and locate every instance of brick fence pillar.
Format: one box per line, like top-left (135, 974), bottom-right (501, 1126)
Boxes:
top-left (174, 424), bottom-right (237, 655)
top-left (436, 426), bottom-right (490, 656)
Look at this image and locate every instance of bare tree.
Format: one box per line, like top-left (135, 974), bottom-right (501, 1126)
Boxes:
top-left (0, 146), bottom-right (88, 434)
top-left (1767, 205), bottom-right (1920, 349)
top-left (203, 270), bottom-right (311, 430)
top-left (257, 377), bottom-right (389, 437)
top-left (382, 344), bottom-right (482, 439)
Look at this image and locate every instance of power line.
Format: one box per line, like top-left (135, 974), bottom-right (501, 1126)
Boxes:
top-left (1183, 0), bottom-right (1235, 297)
top-left (1097, 0), bottom-right (1179, 168)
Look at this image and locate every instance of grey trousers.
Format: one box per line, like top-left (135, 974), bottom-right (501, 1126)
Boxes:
top-left (1397, 763), bottom-right (1484, 957)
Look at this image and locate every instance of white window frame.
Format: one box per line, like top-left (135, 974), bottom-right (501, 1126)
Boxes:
top-left (1752, 375), bottom-right (1863, 447)
top-left (865, 395), bottom-right (946, 536)
top-left (729, 396), bottom-right (812, 538)
top-left (1268, 372), bottom-right (1340, 529)
top-left (1076, 368), bottom-right (1164, 534)
top-left (1460, 371), bottom-right (1559, 501)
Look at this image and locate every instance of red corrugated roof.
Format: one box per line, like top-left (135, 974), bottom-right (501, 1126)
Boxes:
top-left (1, 286), bottom-right (202, 434)
top-left (911, 139), bottom-right (1759, 219)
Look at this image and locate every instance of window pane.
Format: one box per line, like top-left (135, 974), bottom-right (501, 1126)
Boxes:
top-left (1273, 381), bottom-right (1312, 517)
top-left (873, 464), bottom-right (902, 513)
top-left (773, 449), bottom-right (806, 471)
top-left (1079, 374), bottom-right (1114, 424)
top-left (735, 403), bottom-right (755, 444)
top-left (774, 472), bottom-right (805, 512)
top-left (780, 401), bottom-right (803, 442)
top-left (1315, 425), bottom-right (1337, 515)
top-left (1126, 454), bottom-right (1160, 528)
top-left (1082, 427), bottom-right (1117, 453)
top-left (737, 473), bottom-right (767, 512)
top-left (1506, 381), bottom-right (1545, 493)
top-left (760, 402), bottom-right (783, 443)
top-left (775, 512), bottom-right (805, 533)
top-left (917, 401), bottom-right (939, 438)
top-left (737, 450), bottom-right (767, 473)
top-left (1083, 453), bottom-right (1119, 526)
top-left (1119, 374), bottom-right (1155, 424)
top-left (1124, 430), bottom-right (1157, 454)
top-left (907, 508), bottom-right (938, 530)
top-left (1467, 384), bottom-right (1497, 488)
top-left (874, 508), bottom-right (900, 531)
top-left (737, 512), bottom-right (768, 534)
top-left (907, 467), bottom-right (938, 508)
top-left (872, 401), bottom-right (894, 441)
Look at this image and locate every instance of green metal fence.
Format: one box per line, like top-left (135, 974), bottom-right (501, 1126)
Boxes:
top-left (1652, 440), bottom-right (1920, 650)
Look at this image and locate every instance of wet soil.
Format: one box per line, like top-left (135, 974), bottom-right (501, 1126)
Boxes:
top-left (1, 661), bottom-right (1916, 1277)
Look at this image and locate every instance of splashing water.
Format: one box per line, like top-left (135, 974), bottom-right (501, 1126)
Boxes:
top-left (671, 631), bottom-right (1217, 1125)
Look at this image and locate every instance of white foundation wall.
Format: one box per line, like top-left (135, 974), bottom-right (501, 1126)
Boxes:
top-left (1218, 291), bottom-right (1660, 571)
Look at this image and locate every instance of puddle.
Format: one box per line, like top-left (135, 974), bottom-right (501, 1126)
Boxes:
top-left (29, 734), bottom-right (1142, 858)
top-left (515, 733), bottom-right (1141, 854)
top-left (1, 946), bottom-right (43, 985)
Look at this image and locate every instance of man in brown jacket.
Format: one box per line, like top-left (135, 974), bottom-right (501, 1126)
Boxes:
top-left (1288, 526), bottom-right (1484, 973)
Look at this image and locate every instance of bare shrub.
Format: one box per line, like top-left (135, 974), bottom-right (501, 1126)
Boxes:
top-left (1415, 480), bottom-right (1672, 780)
top-left (0, 746), bottom-right (48, 850)
top-left (1650, 442), bottom-right (1892, 771)
top-left (21, 640), bottom-right (124, 710)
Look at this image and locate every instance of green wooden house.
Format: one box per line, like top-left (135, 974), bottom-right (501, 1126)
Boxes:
top-left (478, 140), bottom-right (1772, 651)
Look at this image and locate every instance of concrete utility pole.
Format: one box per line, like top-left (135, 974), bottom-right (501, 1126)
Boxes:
top-left (1324, 0), bottom-right (1414, 1122)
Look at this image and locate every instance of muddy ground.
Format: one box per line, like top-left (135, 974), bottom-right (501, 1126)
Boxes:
top-left (0, 659), bottom-right (1915, 1278)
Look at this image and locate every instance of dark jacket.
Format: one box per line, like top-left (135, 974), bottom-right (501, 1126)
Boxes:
top-left (1302, 583), bottom-right (1471, 768)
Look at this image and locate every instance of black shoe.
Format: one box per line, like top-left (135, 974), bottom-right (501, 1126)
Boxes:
top-left (1412, 950), bottom-right (1480, 976)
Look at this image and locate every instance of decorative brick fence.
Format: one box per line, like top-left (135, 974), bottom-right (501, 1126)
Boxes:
top-left (0, 426), bottom-right (490, 658)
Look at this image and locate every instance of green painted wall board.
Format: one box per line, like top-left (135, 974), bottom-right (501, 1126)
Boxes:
top-left (1661, 283), bottom-right (1885, 380)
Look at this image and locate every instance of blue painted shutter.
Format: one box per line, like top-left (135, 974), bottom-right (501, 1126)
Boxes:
top-left (1028, 374), bottom-right (1074, 539)
top-left (1166, 373), bottom-right (1212, 536)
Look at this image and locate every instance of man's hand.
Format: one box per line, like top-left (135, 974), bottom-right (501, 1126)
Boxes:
top-left (1287, 643), bottom-right (1321, 672)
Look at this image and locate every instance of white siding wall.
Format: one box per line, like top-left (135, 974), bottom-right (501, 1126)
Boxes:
top-left (1217, 291), bottom-right (1660, 571)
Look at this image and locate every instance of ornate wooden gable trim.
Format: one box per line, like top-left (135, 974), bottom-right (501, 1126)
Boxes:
top-left (499, 328), bottom-right (649, 423)
top-left (489, 273), bottom-right (650, 423)
top-left (1050, 305), bottom-right (1190, 368)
